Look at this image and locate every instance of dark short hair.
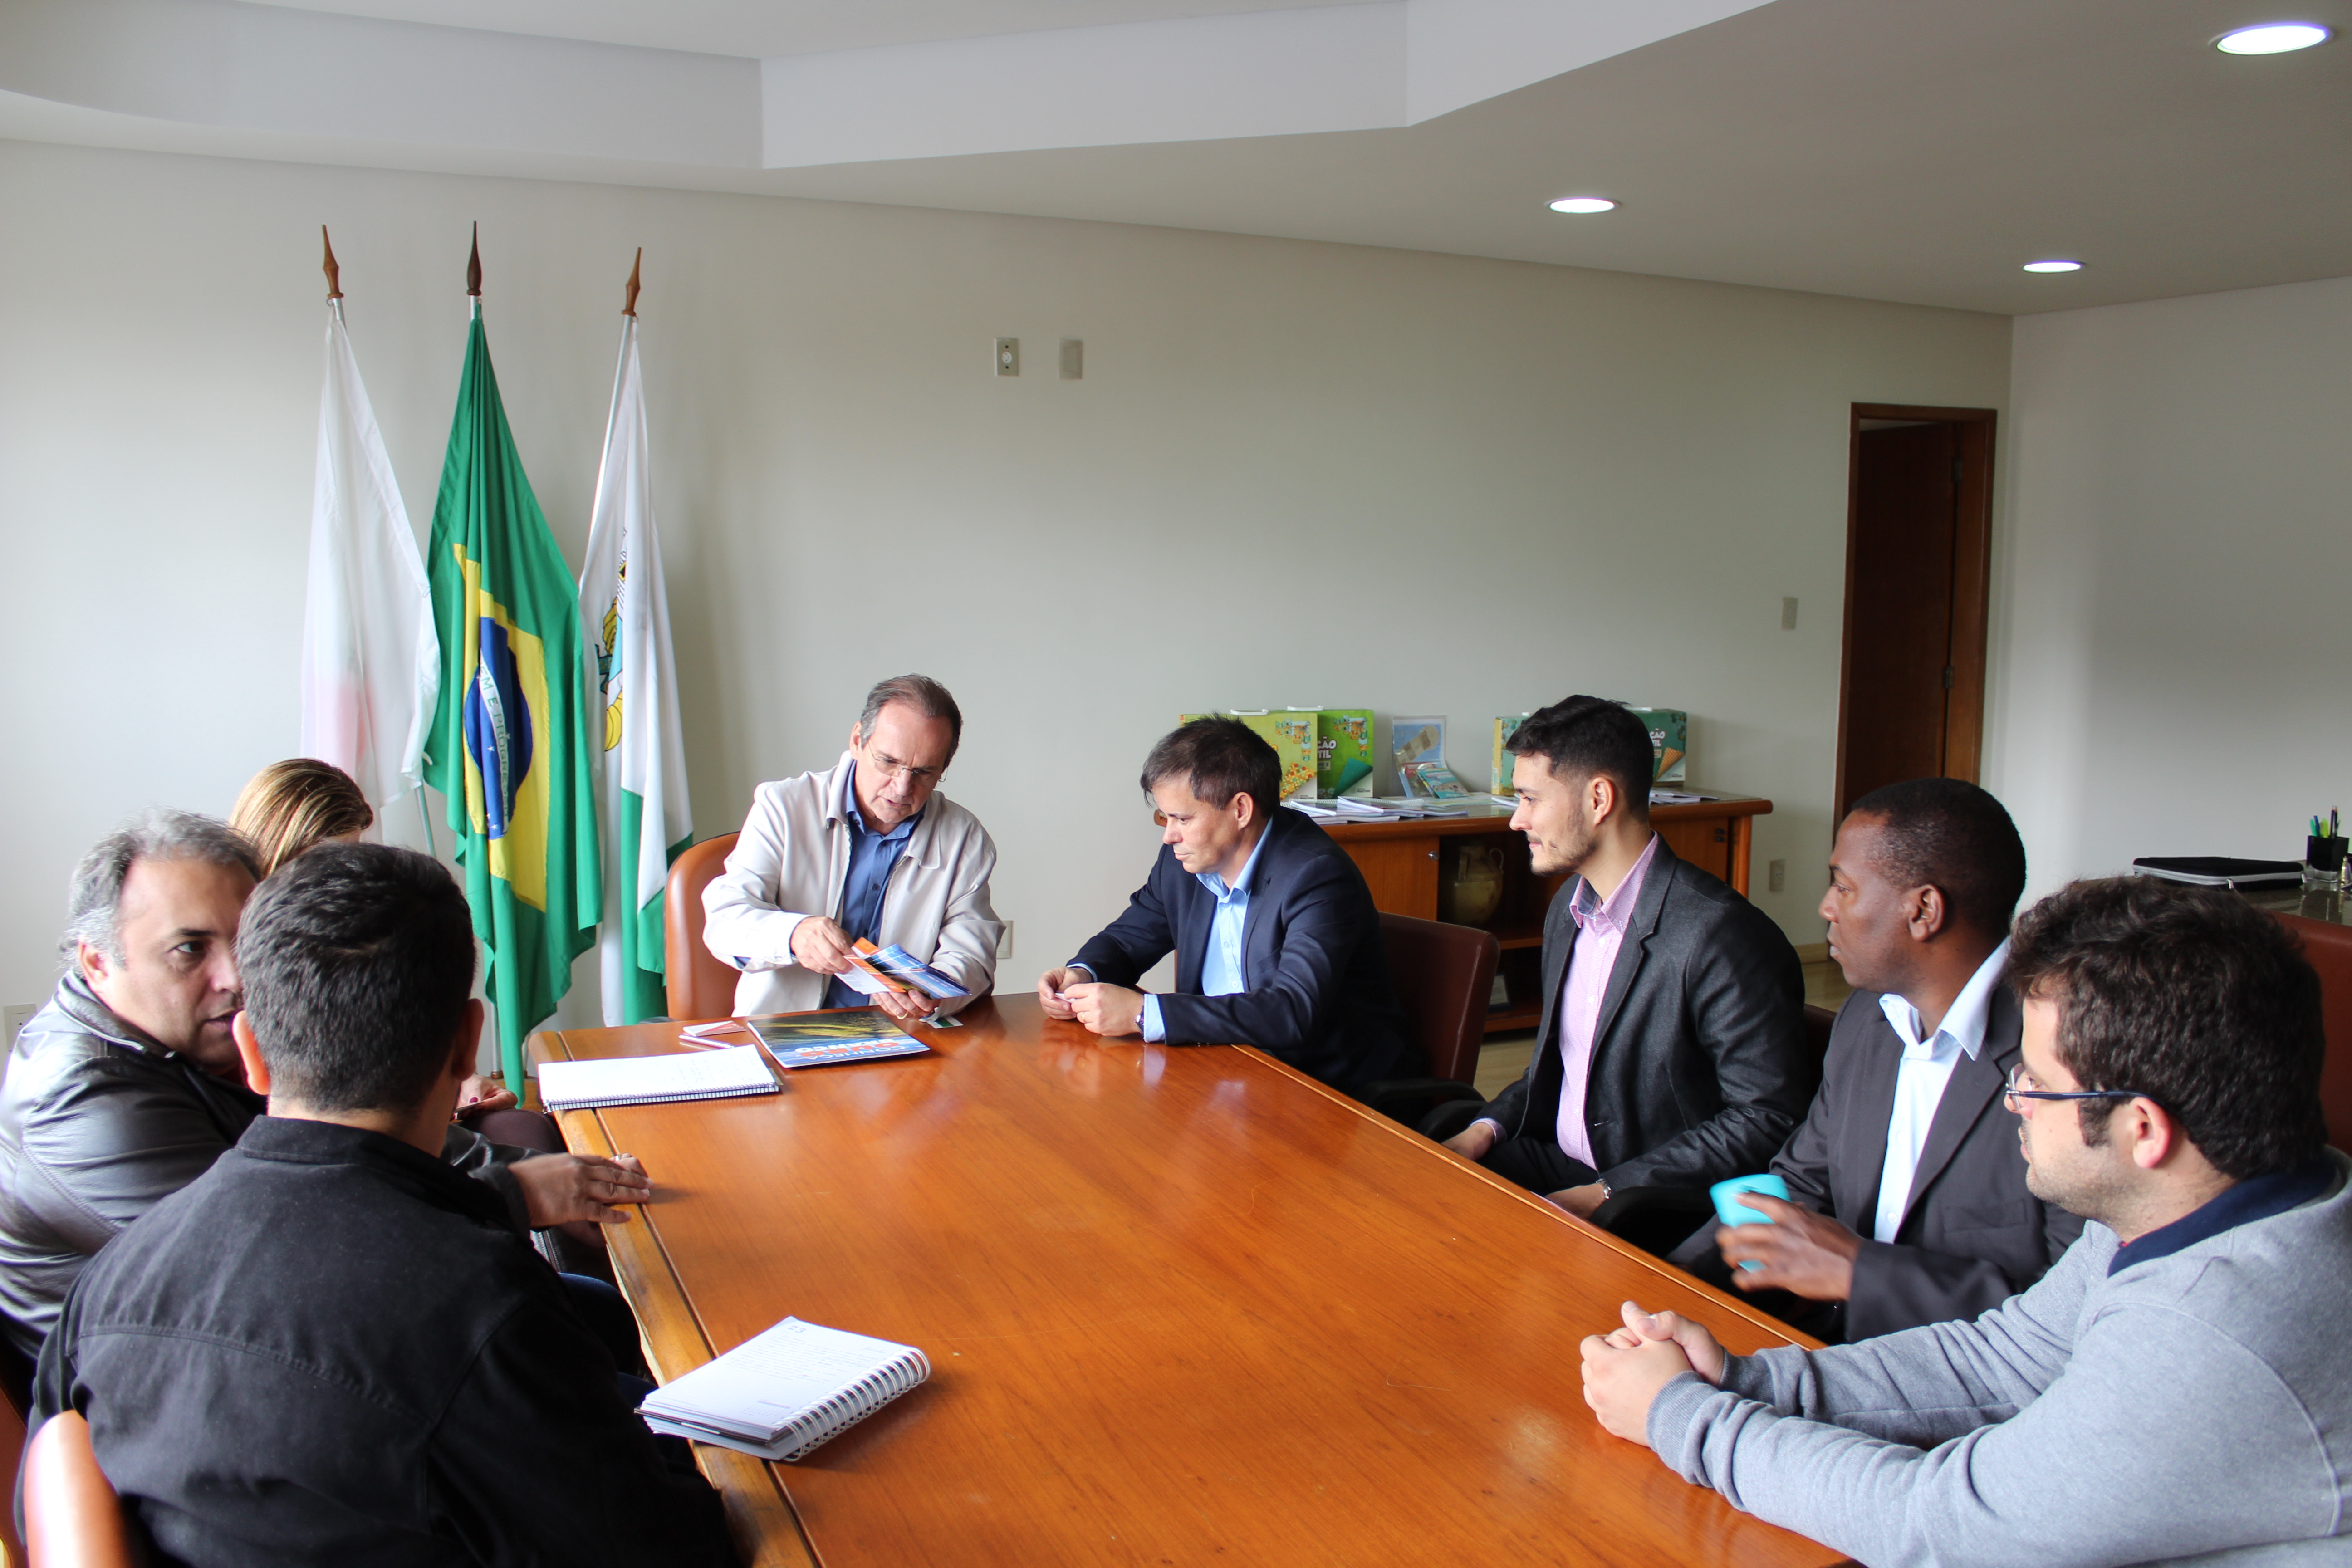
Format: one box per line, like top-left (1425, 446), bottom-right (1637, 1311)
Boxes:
top-left (2006, 877), bottom-right (2327, 1179)
top-left (235, 843), bottom-right (479, 1113)
top-left (857, 675), bottom-right (963, 763)
top-left (1843, 778), bottom-right (2028, 936)
top-left (1141, 718), bottom-right (1280, 822)
top-left (64, 810), bottom-right (260, 965)
top-left (1504, 696), bottom-right (1653, 821)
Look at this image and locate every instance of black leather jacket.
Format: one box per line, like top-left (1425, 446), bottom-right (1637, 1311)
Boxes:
top-left (0, 973), bottom-right (530, 1357)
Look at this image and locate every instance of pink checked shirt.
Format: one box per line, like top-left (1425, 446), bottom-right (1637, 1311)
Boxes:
top-left (1553, 833), bottom-right (1661, 1168)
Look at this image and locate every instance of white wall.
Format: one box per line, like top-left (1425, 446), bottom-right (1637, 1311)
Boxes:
top-left (1987, 274), bottom-right (2352, 900)
top-left (0, 139), bottom-right (2012, 1039)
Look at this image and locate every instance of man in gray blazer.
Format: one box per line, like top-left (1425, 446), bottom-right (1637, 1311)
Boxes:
top-left (1671, 778), bottom-right (2082, 1340)
top-left (1442, 696), bottom-right (1812, 1218)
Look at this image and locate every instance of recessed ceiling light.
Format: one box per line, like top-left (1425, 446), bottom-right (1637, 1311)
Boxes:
top-left (2214, 22), bottom-right (2330, 53)
top-left (1548, 197), bottom-right (1618, 215)
top-left (2023, 260), bottom-right (2084, 273)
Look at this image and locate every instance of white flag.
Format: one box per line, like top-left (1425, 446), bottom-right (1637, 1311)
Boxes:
top-left (581, 311), bottom-right (695, 1024)
top-left (300, 299), bottom-right (438, 823)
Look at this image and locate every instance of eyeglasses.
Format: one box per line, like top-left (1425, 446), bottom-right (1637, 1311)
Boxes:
top-left (861, 751), bottom-right (942, 785)
top-left (2003, 1064), bottom-right (2155, 1110)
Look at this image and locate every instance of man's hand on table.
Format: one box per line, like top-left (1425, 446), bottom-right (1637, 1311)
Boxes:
top-left (1580, 1301), bottom-right (1727, 1446)
top-left (1717, 1194), bottom-right (1862, 1300)
top-left (511, 1153), bottom-right (652, 1227)
top-left (1037, 966), bottom-right (1090, 1020)
top-left (789, 917), bottom-right (860, 975)
top-left (1065, 983), bottom-right (1145, 1038)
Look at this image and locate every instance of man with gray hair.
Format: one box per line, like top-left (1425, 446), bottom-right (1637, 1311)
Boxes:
top-left (0, 810), bottom-right (654, 1357)
top-left (705, 675), bottom-right (1002, 1021)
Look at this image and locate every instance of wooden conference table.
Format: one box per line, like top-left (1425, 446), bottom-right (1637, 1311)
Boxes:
top-left (530, 999), bottom-right (1844, 1568)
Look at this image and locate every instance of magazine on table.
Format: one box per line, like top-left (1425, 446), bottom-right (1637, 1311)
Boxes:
top-left (680, 1009), bottom-right (936, 1068)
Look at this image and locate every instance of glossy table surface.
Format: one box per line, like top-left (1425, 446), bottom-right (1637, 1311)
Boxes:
top-left (531, 999), bottom-right (1843, 1568)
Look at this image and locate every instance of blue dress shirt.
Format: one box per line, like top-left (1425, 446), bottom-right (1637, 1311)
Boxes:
top-left (1137, 827), bottom-right (1271, 1042)
top-left (823, 765), bottom-right (921, 1010)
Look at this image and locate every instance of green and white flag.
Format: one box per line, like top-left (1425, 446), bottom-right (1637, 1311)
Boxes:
top-left (421, 295), bottom-right (601, 1091)
top-left (580, 300), bottom-right (693, 1025)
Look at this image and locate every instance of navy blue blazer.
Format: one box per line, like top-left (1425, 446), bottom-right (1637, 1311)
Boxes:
top-left (1069, 807), bottom-right (1419, 1093)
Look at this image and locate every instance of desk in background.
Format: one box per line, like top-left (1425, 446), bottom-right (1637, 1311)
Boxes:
top-left (1320, 794), bottom-right (1773, 1034)
top-left (531, 998), bottom-right (1842, 1568)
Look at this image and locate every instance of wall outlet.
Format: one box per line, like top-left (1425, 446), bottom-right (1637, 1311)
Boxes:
top-left (4, 1002), bottom-right (37, 1052)
top-left (1767, 859), bottom-right (1787, 892)
top-left (998, 921), bottom-right (1015, 958)
top-left (995, 337), bottom-right (1019, 376)
top-left (1780, 596), bottom-right (1798, 630)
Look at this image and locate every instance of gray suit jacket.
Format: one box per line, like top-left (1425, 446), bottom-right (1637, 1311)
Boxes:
top-left (1482, 841), bottom-right (1813, 1191)
top-left (1767, 984), bottom-right (2084, 1340)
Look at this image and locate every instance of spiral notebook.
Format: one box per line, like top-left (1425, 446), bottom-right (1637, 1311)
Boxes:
top-left (638, 1317), bottom-right (931, 1461)
top-left (536, 1045), bottom-right (780, 1112)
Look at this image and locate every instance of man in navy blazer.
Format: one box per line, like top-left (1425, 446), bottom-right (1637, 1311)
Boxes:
top-left (1672, 778), bottom-right (2083, 1340)
top-left (1039, 718), bottom-right (1418, 1095)
top-left (1443, 696), bottom-right (1812, 1219)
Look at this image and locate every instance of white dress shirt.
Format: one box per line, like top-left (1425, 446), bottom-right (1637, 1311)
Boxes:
top-left (1871, 940), bottom-right (2010, 1245)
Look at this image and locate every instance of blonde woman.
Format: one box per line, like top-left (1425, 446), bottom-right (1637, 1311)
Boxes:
top-left (228, 757), bottom-right (374, 877)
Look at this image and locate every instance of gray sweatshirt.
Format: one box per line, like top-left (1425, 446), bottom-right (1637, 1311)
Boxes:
top-left (1648, 1151), bottom-right (2352, 1566)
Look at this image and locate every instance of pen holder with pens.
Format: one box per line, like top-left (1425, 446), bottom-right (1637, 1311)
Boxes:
top-left (2307, 836), bottom-right (2346, 891)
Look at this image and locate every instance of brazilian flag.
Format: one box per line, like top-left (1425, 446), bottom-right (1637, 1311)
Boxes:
top-left (422, 304), bottom-right (601, 1093)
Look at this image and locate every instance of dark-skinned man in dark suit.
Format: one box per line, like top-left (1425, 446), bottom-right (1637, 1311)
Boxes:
top-left (1442, 696), bottom-right (1812, 1220)
top-left (1038, 717), bottom-right (1417, 1096)
top-left (1671, 777), bottom-right (2084, 1339)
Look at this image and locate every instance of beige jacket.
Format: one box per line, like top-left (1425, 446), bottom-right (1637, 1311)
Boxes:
top-left (701, 752), bottom-right (1002, 1018)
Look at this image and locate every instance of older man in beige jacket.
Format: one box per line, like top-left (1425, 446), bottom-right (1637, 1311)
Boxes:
top-left (703, 675), bottom-right (1001, 1023)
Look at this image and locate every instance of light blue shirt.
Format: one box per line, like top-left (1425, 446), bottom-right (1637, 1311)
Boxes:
top-left (1115, 828), bottom-right (1270, 1043)
top-left (1871, 939), bottom-right (2009, 1243)
top-left (822, 764), bottom-right (921, 1010)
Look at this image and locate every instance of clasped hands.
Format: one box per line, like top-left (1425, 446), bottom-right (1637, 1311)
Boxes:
top-left (789, 916), bottom-right (935, 1026)
top-left (1035, 967), bottom-right (1145, 1037)
top-left (1579, 1301), bottom-right (1726, 1446)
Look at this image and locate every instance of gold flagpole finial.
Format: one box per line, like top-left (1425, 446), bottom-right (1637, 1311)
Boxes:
top-left (622, 247), bottom-right (642, 317)
top-left (322, 225), bottom-right (343, 300)
top-left (466, 221), bottom-right (482, 299)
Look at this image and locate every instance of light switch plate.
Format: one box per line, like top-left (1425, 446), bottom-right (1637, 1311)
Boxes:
top-left (1059, 338), bottom-right (1083, 380)
top-left (1780, 597), bottom-right (1798, 630)
top-left (1768, 859), bottom-right (1787, 892)
top-left (995, 337), bottom-right (1019, 376)
top-left (4, 1002), bottom-right (36, 1052)
top-left (997, 921), bottom-right (1015, 958)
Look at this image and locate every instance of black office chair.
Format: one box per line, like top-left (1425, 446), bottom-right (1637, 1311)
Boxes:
top-left (1359, 914), bottom-right (1500, 1125)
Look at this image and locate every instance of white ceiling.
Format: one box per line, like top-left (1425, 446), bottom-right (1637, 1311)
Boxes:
top-left (265, 0), bottom-right (1388, 59)
top-left (2, 0), bottom-right (2346, 316)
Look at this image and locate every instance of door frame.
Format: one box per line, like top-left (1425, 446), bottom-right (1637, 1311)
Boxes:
top-left (1833, 402), bottom-right (1997, 821)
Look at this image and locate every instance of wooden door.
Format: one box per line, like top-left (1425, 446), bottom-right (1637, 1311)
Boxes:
top-left (1835, 406), bottom-right (1994, 818)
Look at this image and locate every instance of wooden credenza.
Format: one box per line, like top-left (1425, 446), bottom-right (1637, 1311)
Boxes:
top-left (1320, 792), bottom-right (1773, 1034)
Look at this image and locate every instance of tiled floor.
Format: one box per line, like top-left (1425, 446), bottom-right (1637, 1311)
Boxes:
top-left (1467, 957), bottom-right (1851, 1098)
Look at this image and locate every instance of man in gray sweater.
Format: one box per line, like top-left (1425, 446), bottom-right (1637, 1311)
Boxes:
top-left (1581, 876), bottom-right (2348, 1566)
